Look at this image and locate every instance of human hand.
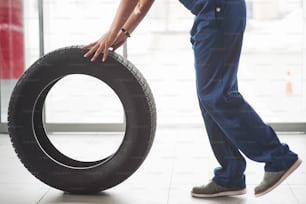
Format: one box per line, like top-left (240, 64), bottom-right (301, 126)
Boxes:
top-left (112, 31), bottom-right (128, 51)
top-left (82, 31), bottom-right (128, 62)
top-left (82, 31), bottom-right (116, 62)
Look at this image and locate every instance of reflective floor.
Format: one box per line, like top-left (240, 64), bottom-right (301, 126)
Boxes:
top-left (1, 127), bottom-right (305, 204)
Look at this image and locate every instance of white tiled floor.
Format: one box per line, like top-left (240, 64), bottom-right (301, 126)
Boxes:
top-left (1, 128), bottom-right (305, 204)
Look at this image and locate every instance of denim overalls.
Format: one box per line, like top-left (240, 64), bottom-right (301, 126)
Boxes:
top-left (179, 0), bottom-right (298, 188)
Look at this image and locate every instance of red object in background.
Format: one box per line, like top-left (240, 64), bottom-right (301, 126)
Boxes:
top-left (0, 0), bottom-right (24, 79)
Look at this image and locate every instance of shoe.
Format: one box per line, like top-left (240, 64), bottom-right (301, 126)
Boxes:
top-left (255, 158), bottom-right (302, 197)
top-left (191, 180), bottom-right (247, 198)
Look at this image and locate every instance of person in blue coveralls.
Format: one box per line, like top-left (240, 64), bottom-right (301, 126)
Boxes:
top-left (83, 0), bottom-right (302, 198)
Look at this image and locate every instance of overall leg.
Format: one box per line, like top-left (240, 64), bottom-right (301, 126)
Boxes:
top-left (199, 101), bottom-right (246, 189)
top-left (191, 0), bottom-right (298, 175)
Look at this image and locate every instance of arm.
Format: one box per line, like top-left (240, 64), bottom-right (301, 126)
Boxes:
top-left (111, 0), bottom-right (155, 50)
top-left (83, 0), bottom-right (155, 62)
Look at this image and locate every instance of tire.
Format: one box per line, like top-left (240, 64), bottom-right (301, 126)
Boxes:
top-left (7, 46), bottom-right (156, 194)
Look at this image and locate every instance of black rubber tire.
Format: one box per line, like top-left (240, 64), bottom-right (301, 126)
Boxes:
top-left (7, 46), bottom-right (156, 194)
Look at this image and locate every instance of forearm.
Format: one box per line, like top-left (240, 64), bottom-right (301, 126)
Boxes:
top-left (108, 0), bottom-right (139, 35)
top-left (122, 0), bottom-right (155, 34)
top-left (83, 0), bottom-right (154, 62)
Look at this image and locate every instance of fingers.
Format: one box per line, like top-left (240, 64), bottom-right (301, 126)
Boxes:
top-left (111, 44), bottom-right (119, 51)
top-left (83, 44), bottom-right (98, 58)
top-left (83, 32), bottom-right (121, 62)
top-left (112, 41), bottom-right (124, 51)
top-left (103, 46), bottom-right (109, 62)
top-left (111, 37), bottom-right (127, 51)
top-left (83, 42), bottom-right (108, 62)
top-left (91, 45), bottom-right (104, 62)
top-left (84, 44), bottom-right (109, 62)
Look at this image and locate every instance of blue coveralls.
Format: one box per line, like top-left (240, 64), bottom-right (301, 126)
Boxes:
top-left (178, 0), bottom-right (298, 189)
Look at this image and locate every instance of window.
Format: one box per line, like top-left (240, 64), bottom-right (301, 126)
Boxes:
top-left (1, 0), bottom-right (305, 132)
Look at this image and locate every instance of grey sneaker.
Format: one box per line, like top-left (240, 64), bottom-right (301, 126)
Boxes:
top-left (191, 181), bottom-right (247, 198)
top-left (255, 158), bottom-right (302, 197)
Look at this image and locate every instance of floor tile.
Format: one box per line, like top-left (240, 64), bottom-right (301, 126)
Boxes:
top-left (1, 130), bottom-right (306, 204)
top-left (39, 188), bottom-right (168, 204)
top-left (0, 183), bottom-right (49, 204)
top-left (245, 185), bottom-right (299, 204)
top-left (290, 185), bottom-right (306, 204)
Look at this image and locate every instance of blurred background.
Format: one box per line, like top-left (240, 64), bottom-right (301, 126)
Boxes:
top-left (1, 1), bottom-right (306, 203)
top-left (1, 0), bottom-right (306, 131)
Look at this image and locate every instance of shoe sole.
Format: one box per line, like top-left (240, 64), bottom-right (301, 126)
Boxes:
top-left (191, 189), bottom-right (247, 198)
top-left (255, 158), bottom-right (302, 197)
